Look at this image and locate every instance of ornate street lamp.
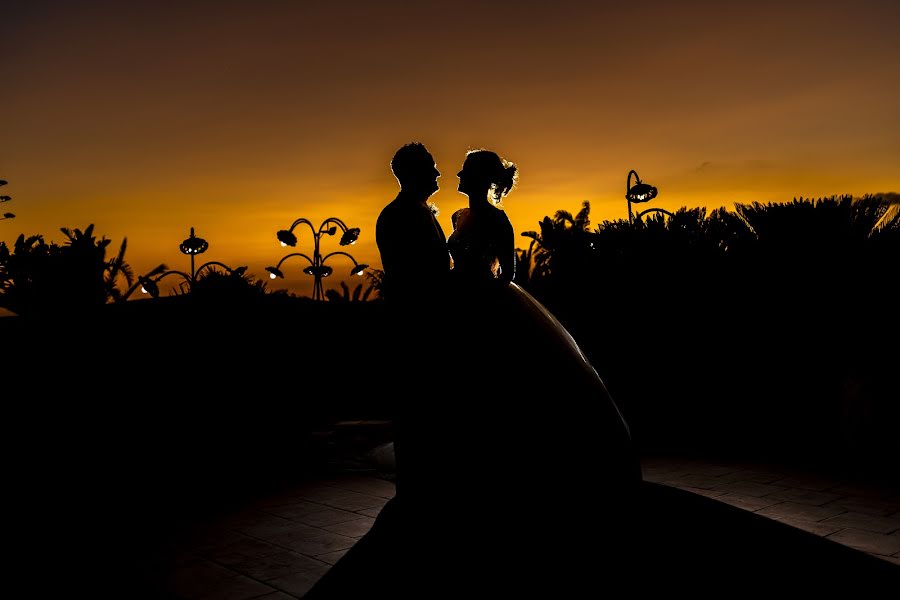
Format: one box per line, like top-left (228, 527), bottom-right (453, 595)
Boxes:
top-left (626, 169), bottom-right (664, 223)
top-left (128, 227), bottom-right (246, 299)
top-left (267, 217), bottom-right (367, 301)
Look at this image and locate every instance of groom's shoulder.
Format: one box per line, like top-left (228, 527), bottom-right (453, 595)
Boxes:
top-left (376, 198), bottom-right (401, 221)
top-left (376, 198), bottom-right (414, 238)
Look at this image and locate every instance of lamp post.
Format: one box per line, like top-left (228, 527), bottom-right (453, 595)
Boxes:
top-left (266, 217), bottom-right (368, 301)
top-left (130, 227), bottom-right (246, 299)
top-left (626, 169), bottom-right (664, 223)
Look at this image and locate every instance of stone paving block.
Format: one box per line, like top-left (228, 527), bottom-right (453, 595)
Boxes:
top-left (322, 516), bottom-right (376, 539)
top-left (357, 506), bottom-right (385, 518)
top-left (682, 464), bottom-right (738, 478)
top-left (262, 500), bottom-right (334, 521)
top-left (767, 515), bottom-right (846, 537)
top-left (196, 533), bottom-right (285, 566)
top-left (714, 493), bottom-right (782, 512)
top-left (769, 476), bottom-right (843, 492)
top-left (675, 485), bottom-right (728, 498)
top-left (222, 511), bottom-right (302, 536)
top-left (267, 565), bottom-right (333, 598)
top-left (251, 522), bottom-right (331, 549)
top-left (717, 480), bottom-right (789, 498)
top-left (828, 483), bottom-right (896, 499)
top-left (821, 512), bottom-right (900, 534)
top-left (713, 469), bottom-right (785, 484)
top-left (229, 549), bottom-right (329, 581)
top-left (658, 474), bottom-right (726, 490)
top-left (884, 556), bottom-right (900, 567)
top-left (268, 503), bottom-right (363, 528)
top-left (232, 513), bottom-right (320, 539)
top-left (823, 496), bottom-right (900, 517)
top-left (296, 488), bottom-right (389, 512)
top-left (298, 507), bottom-right (370, 528)
top-left (283, 530), bottom-right (358, 557)
top-left (763, 488), bottom-right (842, 506)
top-left (757, 501), bottom-right (847, 522)
top-left (640, 469), bottom-right (693, 484)
top-left (317, 549), bottom-right (350, 565)
top-left (323, 476), bottom-right (397, 498)
top-left (826, 529), bottom-right (900, 556)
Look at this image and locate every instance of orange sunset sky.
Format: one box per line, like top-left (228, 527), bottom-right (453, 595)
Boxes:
top-left (2, 0), bottom-right (898, 299)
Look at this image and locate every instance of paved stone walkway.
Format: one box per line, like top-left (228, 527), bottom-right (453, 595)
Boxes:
top-left (146, 447), bottom-right (898, 599)
top-left (640, 455), bottom-right (900, 562)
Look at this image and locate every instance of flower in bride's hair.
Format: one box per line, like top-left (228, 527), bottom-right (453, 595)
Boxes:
top-left (427, 201), bottom-right (440, 216)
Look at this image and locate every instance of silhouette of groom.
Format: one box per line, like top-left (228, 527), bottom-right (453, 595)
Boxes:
top-left (302, 142), bottom-right (453, 598)
top-left (375, 142), bottom-right (453, 503)
top-left (376, 141), bottom-right (451, 304)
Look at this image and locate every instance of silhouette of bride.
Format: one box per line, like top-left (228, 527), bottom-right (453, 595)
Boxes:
top-left (416, 148), bottom-right (643, 592)
top-left (447, 147), bottom-right (639, 490)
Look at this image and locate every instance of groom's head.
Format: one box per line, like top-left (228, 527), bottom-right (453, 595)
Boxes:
top-left (392, 142), bottom-right (440, 199)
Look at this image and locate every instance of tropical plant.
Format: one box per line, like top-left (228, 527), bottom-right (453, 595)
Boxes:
top-left (355, 268), bottom-right (384, 301)
top-left (519, 201), bottom-right (596, 293)
top-left (182, 266), bottom-right (278, 303)
top-left (0, 224), bottom-right (162, 316)
top-left (325, 279), bottom-right (377, 303)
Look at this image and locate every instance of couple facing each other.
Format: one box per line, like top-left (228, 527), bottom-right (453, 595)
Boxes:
top-left (375, 141), bottom-right (517, 302)
top-left (304, 144), bottom-right (640, 597)
top-left (374, 141), bottom-right (639, 515)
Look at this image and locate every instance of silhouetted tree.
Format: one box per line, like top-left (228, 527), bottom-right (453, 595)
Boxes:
top-left (0, 224), bottom-right (154, 316)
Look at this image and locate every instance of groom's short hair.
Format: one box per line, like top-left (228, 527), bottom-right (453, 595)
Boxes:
top-left (391, 142), bottom-right (433, 186)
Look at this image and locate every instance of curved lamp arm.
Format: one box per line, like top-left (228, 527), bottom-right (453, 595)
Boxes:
top-left (278, 219), bottom-right (318, 248)
top-left (322, 251), bottom-right (368, 277)
top-left (289, 218), bottom-right (317, 237)
top-left (634, 207), bottom-right (675, 221)
top-left (321, 250), bottom-right (359, 265)
top-left (626, 169), bottom-right (639, 195)
top-left (320, 217), bottom-right (349, 233)
top-left (194, 261), bottom-right (240, 278)
top-left (275, 253), bottom-right (315, 269)
top-left (130, 270), bottom-right (191, 299)
top-left (155, 270), bottom-right (193, 284)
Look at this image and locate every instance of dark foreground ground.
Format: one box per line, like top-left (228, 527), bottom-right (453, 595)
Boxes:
top-left (9, 422), bottom-right (898, 599)
top-left (3, 299), bottom-right (898, 596)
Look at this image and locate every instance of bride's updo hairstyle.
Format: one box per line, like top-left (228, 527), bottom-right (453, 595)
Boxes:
top-left (464, 149), bottom-right (518, 204)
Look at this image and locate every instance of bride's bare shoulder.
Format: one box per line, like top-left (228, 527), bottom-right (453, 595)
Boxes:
top-left (451, 208), bottom-right (469, 230)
